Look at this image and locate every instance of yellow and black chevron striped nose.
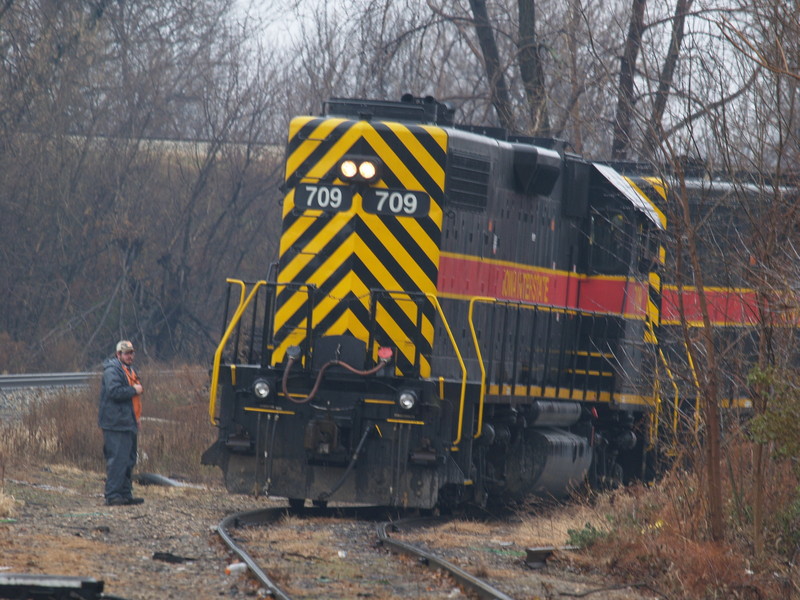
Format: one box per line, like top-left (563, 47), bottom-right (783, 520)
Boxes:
top-left (273, 117), bottom-right (448, 377)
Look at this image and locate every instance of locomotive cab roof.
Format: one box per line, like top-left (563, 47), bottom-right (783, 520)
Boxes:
top-left (325, 95), bottom-right (456, 126)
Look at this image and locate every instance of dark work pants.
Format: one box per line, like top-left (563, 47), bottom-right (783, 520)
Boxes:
top-left (102, 429), bottom-right (138, 501)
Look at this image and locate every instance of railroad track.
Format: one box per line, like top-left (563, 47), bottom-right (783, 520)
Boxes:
top-left (216, 506), bottom-right (516, 600)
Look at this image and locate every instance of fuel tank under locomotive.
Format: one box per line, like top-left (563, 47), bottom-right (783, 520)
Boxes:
top-left (498, 428), bottom-right (592, 499)
top-left (480, 400), bottom-right (592, 501)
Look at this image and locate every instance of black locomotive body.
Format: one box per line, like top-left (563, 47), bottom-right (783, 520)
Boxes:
top-left (203, 96), bottom-right (666, 509)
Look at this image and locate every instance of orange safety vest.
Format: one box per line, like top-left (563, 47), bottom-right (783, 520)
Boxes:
top-left (122, 365), bottom-right (142, 425)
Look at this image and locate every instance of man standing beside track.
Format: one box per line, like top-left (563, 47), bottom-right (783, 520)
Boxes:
top-left (98, 340), bottom-right (145, 506)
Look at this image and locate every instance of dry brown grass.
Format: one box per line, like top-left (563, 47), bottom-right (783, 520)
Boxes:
top-left (441, 429), bottom-right (800, 600)
top-left (0, 491), bottom-right (18, 518)
top-left (0, 364), bottom-right (220, 484)
top-left (0, 462), bottom-right (19, 518)
top-left (407, 498), bottom-right (621, 551)
top-left (573, 462), bottom-right (800, 600)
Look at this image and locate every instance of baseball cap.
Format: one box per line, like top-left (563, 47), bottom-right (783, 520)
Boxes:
top-left (116, 340), bottom-right (135, 353)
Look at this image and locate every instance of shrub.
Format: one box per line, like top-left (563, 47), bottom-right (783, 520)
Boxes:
top-left (566, 522), bottom-right (607, 548)
top-left (575, 468), bottom-right (795, 599)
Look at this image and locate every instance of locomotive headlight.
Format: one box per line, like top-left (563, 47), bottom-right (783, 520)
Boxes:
top-left (358, 160), bottom-right (378, 181)
top-left (339, 159), bottom-right (358, 179)
top-left (253, 379), bottom-right (271, 399)
top-left (398, 389), bottom-right (418, 411)
top-left (338, 157), bottom-right (381, 182)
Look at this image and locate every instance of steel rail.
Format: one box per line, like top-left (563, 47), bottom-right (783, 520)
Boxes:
top-left (377, 517), bottom-right (516, 600)
top-left (217, 508), bottom-right (294, 600)
top-left (216, 506), bottom-right (380, 599)
top-left (218, 506), bottom-right (516, 600)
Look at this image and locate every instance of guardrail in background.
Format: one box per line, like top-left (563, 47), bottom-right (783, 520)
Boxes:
top-left (0, 372), bottom-right (99, 389)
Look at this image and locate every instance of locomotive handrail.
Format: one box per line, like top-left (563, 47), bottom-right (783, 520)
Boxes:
top-left (468, 297), bottom-right (495, 440)
top-left (424, 293), bottom-right (469, 449)
top-left (209, 280), bottom-right (267, 425)
top-left (660, 346), bottom-right (680, 437)
top-left (685, 341), bottom-right (703, 433)
top-left (226, 278), bottom-right (249, 364)
top-left (367, 289), bottom-right (428, 376)
top-left (231, 278), bottom-right (247, 309)
top-left (644, 320), bottom-right (678, 450)
top-left (467, 297), bottom-right (632, 440)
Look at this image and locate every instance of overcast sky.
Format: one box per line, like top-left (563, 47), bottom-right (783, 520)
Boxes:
top-left (235, 0), bottom-right (325, 47)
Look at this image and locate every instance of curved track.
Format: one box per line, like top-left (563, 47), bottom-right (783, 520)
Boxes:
top-left (216, 506), bottom-right (515, 600)
top-left (217, 507), bottom-right (293, 600)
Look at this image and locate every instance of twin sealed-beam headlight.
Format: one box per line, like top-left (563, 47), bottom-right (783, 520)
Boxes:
top-left (397, 389), bottom-right (418, 410)
top-left (338, 157), bottom-right (380, 182)
top-left (339, 160), bottom-right (359, 178)
top-left (253, 379), bottom-right (271, 399)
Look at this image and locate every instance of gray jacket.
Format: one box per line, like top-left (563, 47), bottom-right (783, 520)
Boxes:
top-left (98, 357), bottom-right (139, 432)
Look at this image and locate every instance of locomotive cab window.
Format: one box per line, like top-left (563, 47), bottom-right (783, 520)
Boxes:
top-left (589, 208), bottom-right (632, 275)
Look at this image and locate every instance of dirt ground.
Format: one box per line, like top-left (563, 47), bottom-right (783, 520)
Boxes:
top-left (0, 463), bottom-right (660, 600)
top-left (0, 464), bottom-right (274, 599)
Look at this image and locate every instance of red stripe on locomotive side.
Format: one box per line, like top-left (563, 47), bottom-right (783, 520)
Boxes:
top-left (662, 286), bottom-right (760, 325)
top-left (438, 253), bottom-right (648, 318)
top-left (579, 277), bottom-right (648, 317)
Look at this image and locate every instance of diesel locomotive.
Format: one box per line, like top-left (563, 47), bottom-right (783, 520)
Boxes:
top-left (202, 95), bottom-right (669, 509)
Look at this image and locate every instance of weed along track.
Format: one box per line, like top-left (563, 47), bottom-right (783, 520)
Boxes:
top-left (217, 506), bottom-right (516, 599)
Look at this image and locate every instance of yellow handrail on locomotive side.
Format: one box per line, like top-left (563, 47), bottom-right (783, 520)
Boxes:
top-left (208, 279), bottom-right (266, 425)
top-left (423, 293), bottom-right (468, 449)
top-left (466, 298), bottom-right (579, 442)
top-left (468, 297), bottom-right (496, 441)
top-left (468, 298), bottom-right (667, 443)
top-left (646, 320), bottom-right (680, 449)
top-left (659, 347), bottom-right (681, 436)
top-left (685, 341), bottom-right (702, 434)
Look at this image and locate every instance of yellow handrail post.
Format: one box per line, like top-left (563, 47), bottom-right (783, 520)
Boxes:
top-left (231, 278), bottom-right (247, 308)
top-left (209, 280), bottom-right (266, 424)
top-left (684, 340), bottom-right (702, 434)
top-left (643, 320), bottom-right (680, 440)
top-left (468, 297), bottom-right (496, 440)
top-left (424, 293), bottom-right (468, 449)
top-left (647, 322), bottom-right (679, 440)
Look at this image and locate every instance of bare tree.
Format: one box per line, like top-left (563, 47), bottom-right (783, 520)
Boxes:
top-left (0, 0), bottom-right (287, 368)
top-left (516, 0), bottom-right (549, 135)
top-left (611, 0), bottom-right (646, 159)
top-left (466, 0), bottom-right (514, 129)
top-left (712, 0), bottom-right (800, 558)
top-left (643, 0), bottom-right (693, 157)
